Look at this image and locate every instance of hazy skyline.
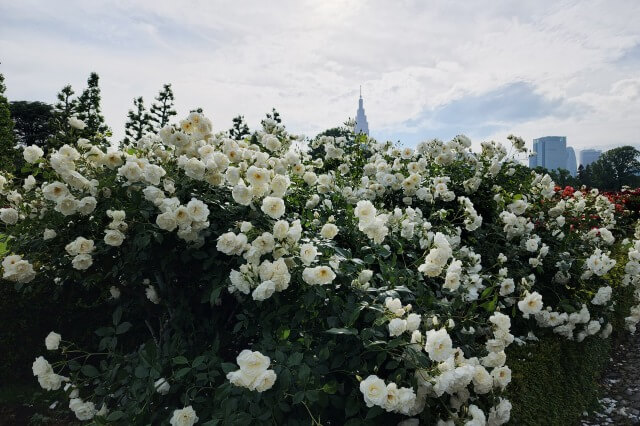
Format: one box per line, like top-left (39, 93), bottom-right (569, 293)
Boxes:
top-left (1, 0), bottom-right (639, 150)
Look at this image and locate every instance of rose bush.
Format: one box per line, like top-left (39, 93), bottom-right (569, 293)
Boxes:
top-left (1, 112), bottom-right (640, 425)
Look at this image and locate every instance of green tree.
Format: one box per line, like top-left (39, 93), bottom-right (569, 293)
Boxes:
top-left (548, 168), bottom-right (580, 188)
top-left (149, 83), bottom-right (176, 132)
top-left (229, 115), bottom-right (250, 139)
top-left (124, 96), bottom-right (152, 144)
top-left (590, 146), bottom-right (640, 190)
top-left (76, 72), bottom-right (109, 140)
top-left (10, 101), bottom-right (54, 148)
top-left (0, 73), bottom-right (17, 172)
top-left (48, 84), bottom-right (78, 151)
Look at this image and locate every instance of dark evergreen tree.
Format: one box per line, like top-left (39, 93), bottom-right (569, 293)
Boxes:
top-left (76, 72), bottom-right (109, 139)
top-left (577, 164), bottom-right (591, 188)
top-left (10, 101), bottom-right (54, 148)
top-left (149, 83), bottom-right (176, 132)
top-left (229, 115), bottom-right (250, 139)
top-left (0, 73), bottom-right (17, 172)
top-left (124, 97), bottom-right (152, 144)
top-left (265, 108), bottom-right (282, 123)
top-left (48, 85), bottom-right (78, 151)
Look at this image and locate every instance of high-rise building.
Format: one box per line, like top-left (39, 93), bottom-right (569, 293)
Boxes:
top-left (354, 87), bottom-right (369, 135)
top-left (565, 147), bottom-right (577, 176)
top-left (529, 136), bottom-right (568, 172)
top-left (579, 149), bottom-right (602, 168)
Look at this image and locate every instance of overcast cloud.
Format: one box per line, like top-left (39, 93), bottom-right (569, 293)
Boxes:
top-left (1, 0), bottom-right (639, 151)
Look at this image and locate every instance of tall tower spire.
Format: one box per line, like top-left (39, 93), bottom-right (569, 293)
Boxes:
top-left (354, 86), bottom-right (369, 135)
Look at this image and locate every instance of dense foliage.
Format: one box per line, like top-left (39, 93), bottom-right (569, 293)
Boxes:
top-left (2, 111), bottom-right (640, 425)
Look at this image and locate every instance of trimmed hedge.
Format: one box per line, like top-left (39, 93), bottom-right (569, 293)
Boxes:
top-left (507, 268), bottom-right (635, 425)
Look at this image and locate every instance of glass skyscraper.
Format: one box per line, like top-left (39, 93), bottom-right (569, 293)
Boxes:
top-left (529, 136), bottom-right (577, 176)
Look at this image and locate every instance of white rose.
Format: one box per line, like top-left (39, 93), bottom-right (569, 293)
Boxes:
top-left (303, 171), bottom-right (317, 186)
top-left (261, 196), bottom-right (285, 219)
top-left (156, 211), bottom-right (177, 231)
top-left (226, 369), bottom-right (255, 388)
top-left (406, 313), bottom-right (422, 332)
top-left (55, 196), bottom-right (78, 216)
top-left (359, 375), bottom-right (388, 408)
top-left (38, 372), bottom-right (64, 391)
top-left (45, 331), bottom-right (62, 350)
top-left (302, 266), bottom-right (336, 285)
top-left (491, 366), bottom-right (512, 389)
top-left (473, 365), bottom-right (493, 394)
top-left (32, 356), bottom-right (53, 376)
top-left (169, 406), bottom-right (199, 426)
top-left (23, 145), bottom-right (44, 163)
top-left (68, 116), bottom-right (86, 130)
top-left (23, 175), bottom-right (37, 191)
top-left (358, 269), bottom-right (373, 284)
top-left (517, 292), bottom-right (543, 316)
top-left (69, 399), bottom-right (96, 421)
top-left (154, 378), bottom-right (170, 395)
top-left (388, 318), bottom-right (408, 337)
top-left (43, 229), bottom-right (57, 240)
top-left (0, 208), bottom-right (19, 225)
top-left (299, 243), bottom-right (317, 266)
top-left (186, 199), bottom-right (209, 222)
top-left (270, 174), bottom-right (289, 197)
top-left (252, 369), bottom-right (277, 392)
top-left (236, 350), bottom-right (270, 378)
top-left (104, 229), bottom-right (125, 246)
top-left (109, 286), bottom-right (121, 299)
top-left (42, 182), bottom-right (69, 202)
top-left (272, 220), bottom-right (289, 239)
top-left (72, 254), bottom-right (93, 270)
top-left (320, 223), bottom-right (338, 239)
top-left (146, 285), bottom-right (160, 304)
top-left (232, 185), bottom-right (252, 206)
top-left (252, 280), bottom-right (276, 301)
top-left (425, 328), bottom-right (454, 362)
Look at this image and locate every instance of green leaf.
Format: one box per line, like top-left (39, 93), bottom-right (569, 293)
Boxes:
top-left (365, 405), bottom-right (383, 419)
top-left (192, 356), bottom-right (206, 369)
top-left (345, 394), bottom-right (360, 417)
top-left (134, 365), bottom-right (149, 379)
top-left (112, 306), bottom-right (123, 326)
top-left (116, 322), bottom-right (132, 335)
top-left (322, 381), bottom-right (337, 394)
top-left (105, 411), bottom-right (125, 421)
top-left (209, 286), bottom-right (223, 306)
top-left (95, 327), bottom-right (115, 337)
top-left (172, 356), bottom-right (189, 365)
top-left (289, 352), bottom-right (303, 367)
top-left (325, 328), bottom-right (358, 336)
top-left (220, 362), bottom-right (237, 374)
top-left (175, 367), bottom-right (191, 379)
top-left (279, 328), bottom-right (290, 340)
top-left (292, 391), bottom-right (305, 404)
top-left (81, 365), bottom-right (100, 378)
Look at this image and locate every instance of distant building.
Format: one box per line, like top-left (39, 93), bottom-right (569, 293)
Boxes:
top-left (565, 147), bottom-right (577, 176)
top-left (354, 87), bottom-right (369, 135)
top-left (580, 149), bottom-right (602, 168)
top-left (530, 136), bottom-right (571, 173)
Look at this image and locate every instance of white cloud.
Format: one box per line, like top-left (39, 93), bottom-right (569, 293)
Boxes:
top-left (0, 0), bottom-right (639, 151)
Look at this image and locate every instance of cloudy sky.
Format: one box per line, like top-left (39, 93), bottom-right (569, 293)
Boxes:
top-left (1, 0), bottom-right (639, 152)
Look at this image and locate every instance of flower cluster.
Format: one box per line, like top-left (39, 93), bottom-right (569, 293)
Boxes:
top-left (1, 109), bottom-right (638, 424)
top-left (226, 349), bottom-right (277, 392)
